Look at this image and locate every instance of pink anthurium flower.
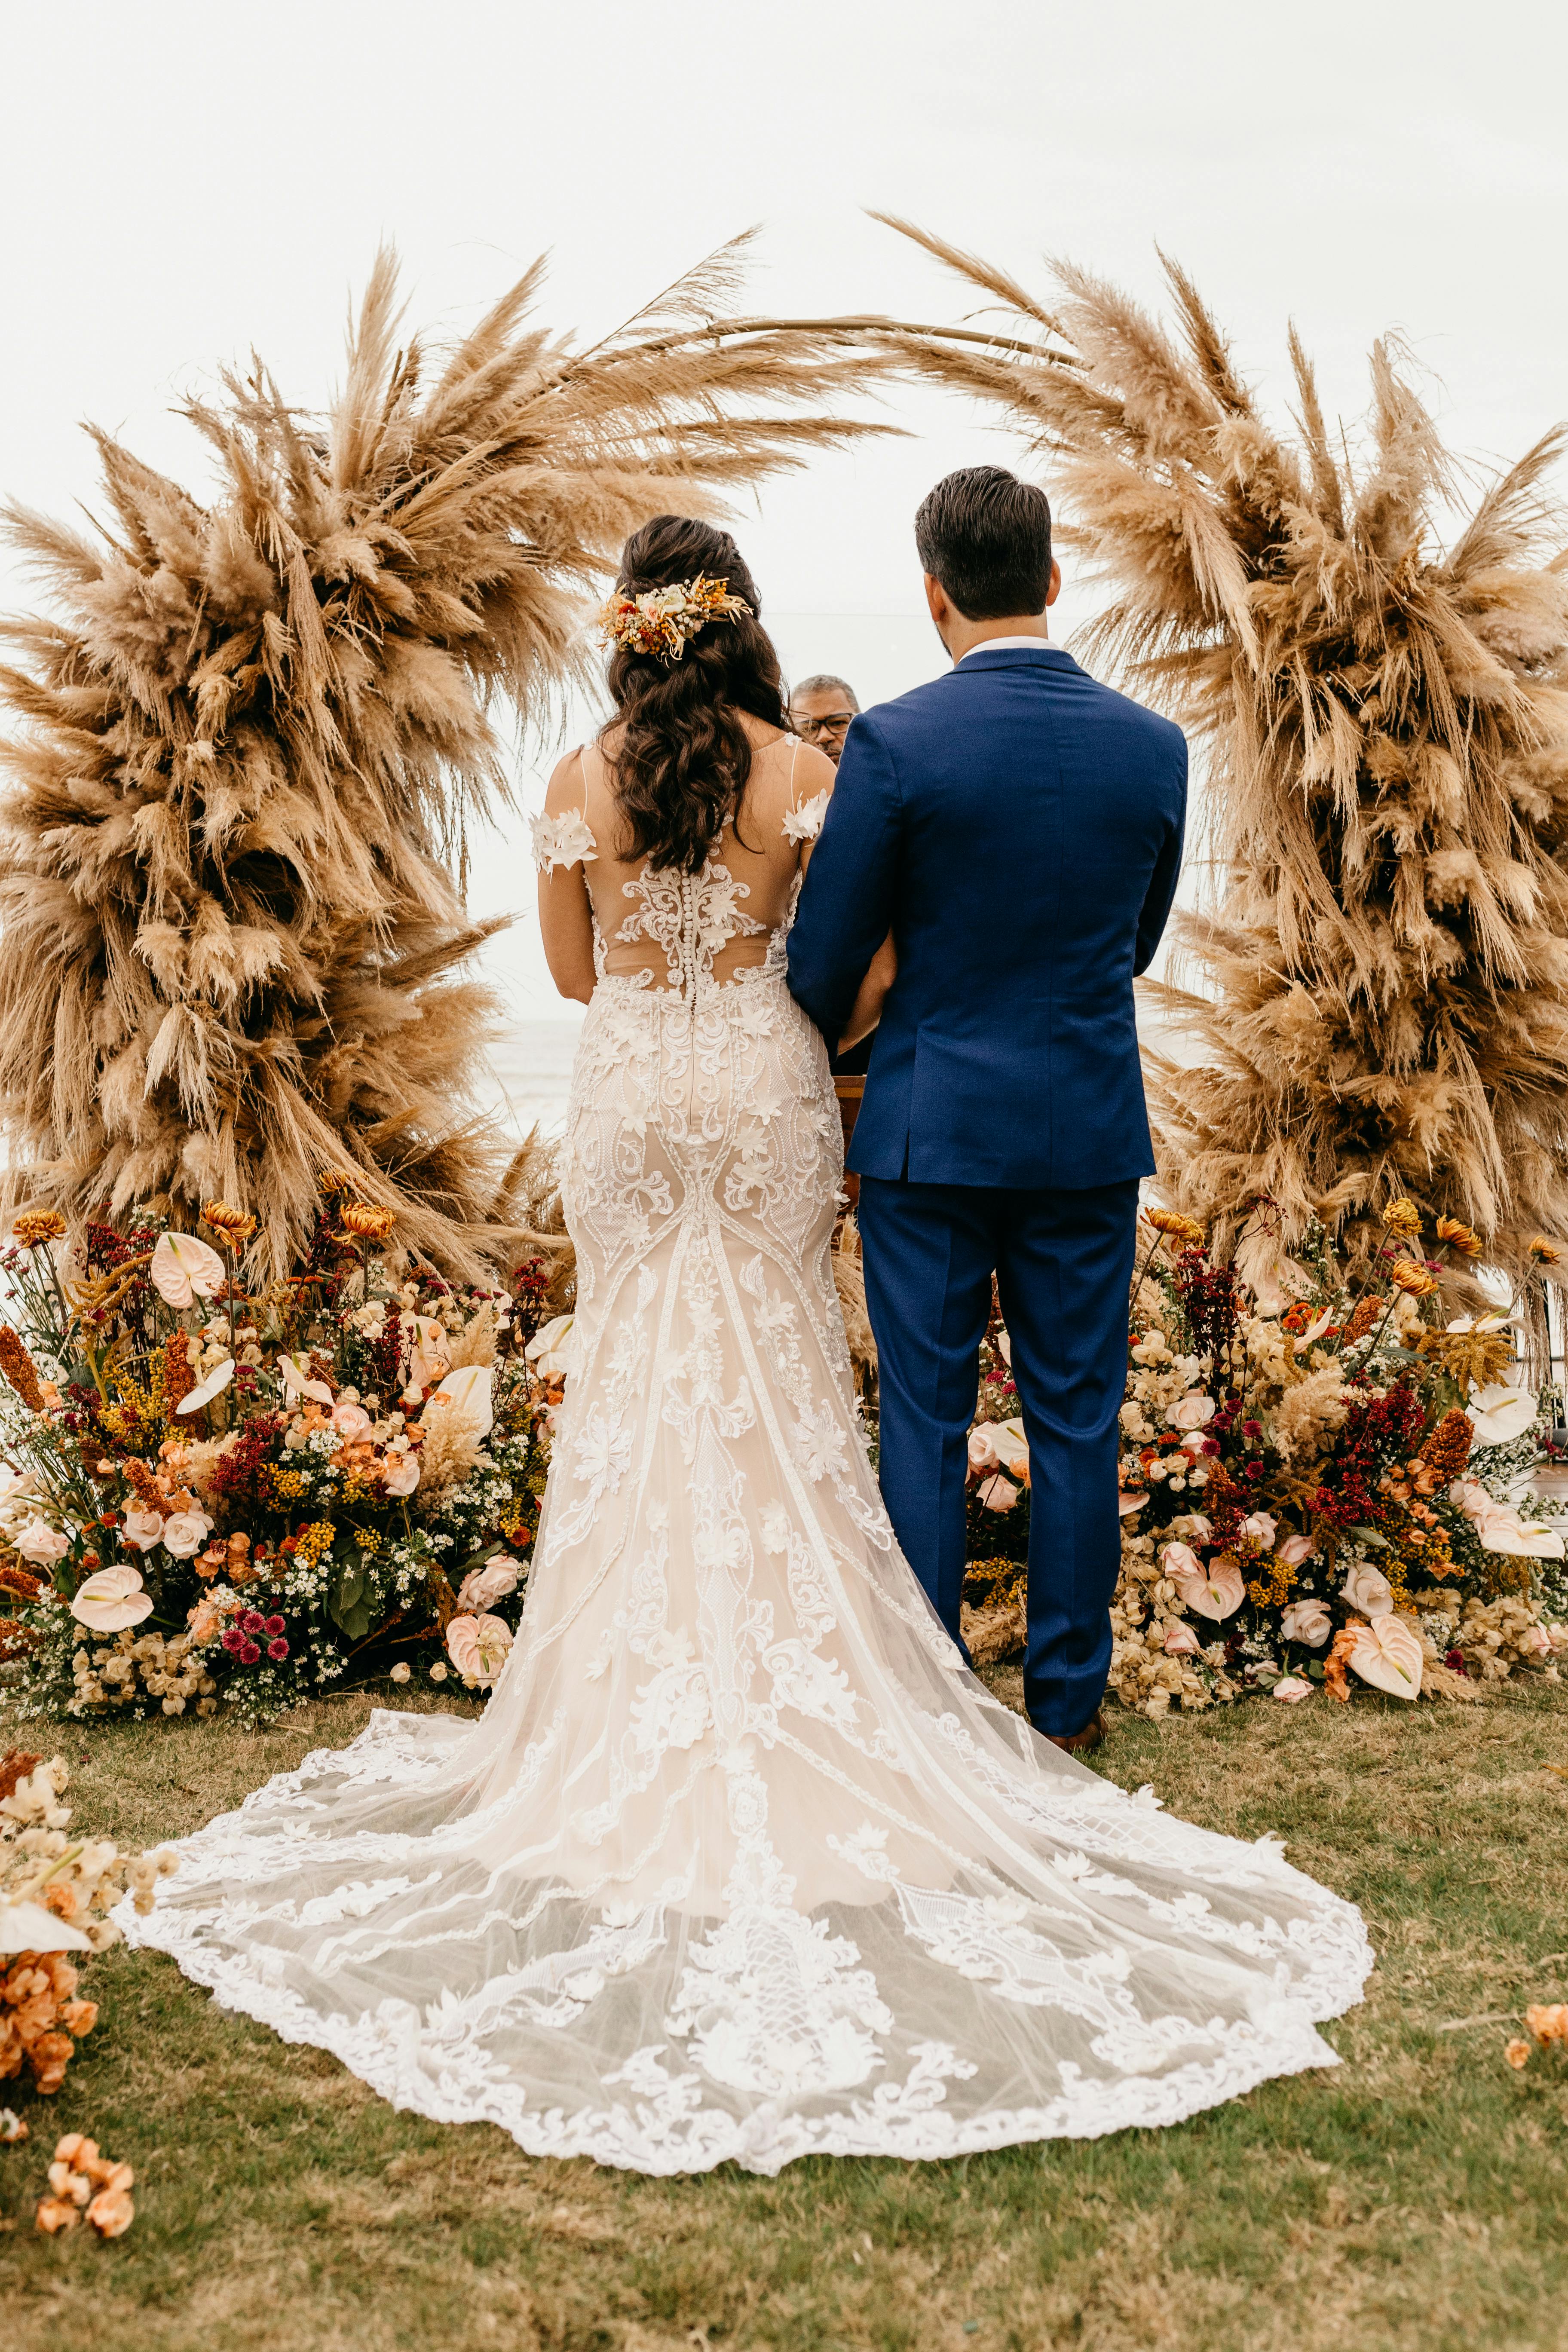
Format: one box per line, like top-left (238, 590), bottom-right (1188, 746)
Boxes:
top-left (445, 1612), bottom-right (513, 1687)
top-left (1167, 1548), bottom-right (1245, 1622)
top-left (149, 1230), bottom-right (226, 1309)
top-left (70, 1564), bottom-right (153, 1633)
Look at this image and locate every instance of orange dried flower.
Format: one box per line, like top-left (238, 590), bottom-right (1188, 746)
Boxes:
top-left (1504, 2037), bottom-right (1532, 2070)
top-left (1420, 1407), bottom-right (1473, 1482)
top-left (159, 1333), bottom-right (197, 1416)
top-left (317, 1168), bottom-right (356, 1196)
top-left (340, 1202), bottom-right (397, 1243)
top-left (11, 1210), bottom-right (65, 1248)
top-left (1389, 1259), bottom-right (1438, 1298)
top-left (34, 2195), bottom-right (80, 2234)
top-left (122, 1458), bottom-right (167, 1516)
top-left (1434, 1216), bottom-right (1484, 1260)
top-left (1382, 1197), bottom-right (1422, 1238)
top-left (0, 1327), bottom-right (46, 1412)
top-left (1346, 1295), bottom-right (1385, 1343)
top-left (1323, 1626), bottom-right (1360, 1703)
top-left (1525, 2001), bottom-right (1568, 2045)
top-left (201, 1200), bottom-right (257, 1243)
top-left (1145, 1207), bottom-right (1205, 1250)
top-left (1528, 1236), bottom-right (1562, 1266)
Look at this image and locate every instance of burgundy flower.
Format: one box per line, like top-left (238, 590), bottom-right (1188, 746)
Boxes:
top-left (239, 1639), bottom-right (261, 1665)
top-left (267, 1637), bottom-right (289, 1661)
top-left (1444, 1649), bottom-right (1468, 1675)
top-left (221, 1628), bottom-right (244, 1655)
top-left (240, 1609), bottom-right (266, 1636)
top-left (263, 1615), bottom-right (285, 1638)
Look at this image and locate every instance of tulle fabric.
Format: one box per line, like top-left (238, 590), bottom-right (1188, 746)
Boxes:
top-left (124, 861), bottom-right (1371, 2174)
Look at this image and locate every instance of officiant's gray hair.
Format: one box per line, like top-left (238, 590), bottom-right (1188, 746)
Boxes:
top-left (915, 466), bottom-right (1053, 621)
top-left (790, 673), bottom-right (860, 711)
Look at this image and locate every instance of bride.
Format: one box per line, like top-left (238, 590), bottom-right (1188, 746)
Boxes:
top-left (126, 516), bottom-right (1371, 2174)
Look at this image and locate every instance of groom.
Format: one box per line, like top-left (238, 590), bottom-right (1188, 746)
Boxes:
top-left (787, 466), bottom-right (1186, 1750)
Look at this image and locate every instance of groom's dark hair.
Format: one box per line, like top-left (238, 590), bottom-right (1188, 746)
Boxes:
top-left (915, 466), bottom-right (1053, 619)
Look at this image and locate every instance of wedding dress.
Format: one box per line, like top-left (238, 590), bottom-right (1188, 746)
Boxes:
top-left (124, 772), bottom-right (1372, 2175)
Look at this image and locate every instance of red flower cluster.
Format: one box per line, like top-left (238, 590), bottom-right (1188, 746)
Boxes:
top-left (220, 1608), bottom-right (288, 1666)
top-left (1311, 1377), bottom-right (1428, 1530)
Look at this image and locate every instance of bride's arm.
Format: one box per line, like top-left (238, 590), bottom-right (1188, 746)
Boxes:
top-left (536, 753), bottom-right (598, 1005)
top-left (838, 932), bottom-right (896, 1051)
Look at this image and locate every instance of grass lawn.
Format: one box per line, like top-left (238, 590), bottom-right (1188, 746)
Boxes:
top-left (3, 1674), bottom-right (1566, 2352)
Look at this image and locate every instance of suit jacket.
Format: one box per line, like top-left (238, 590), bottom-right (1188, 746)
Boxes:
top-left (786, 644), bottom-right (1187, 1190)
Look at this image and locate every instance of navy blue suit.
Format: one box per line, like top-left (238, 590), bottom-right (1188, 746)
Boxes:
top-left (787, 644), bottom-right (1186, 1736)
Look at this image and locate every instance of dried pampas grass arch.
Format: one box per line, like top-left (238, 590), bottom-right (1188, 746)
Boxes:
top-left (0, 236), bottom-right (908, 1280)
top-left (875, 217), bottom-right (1568, 1365)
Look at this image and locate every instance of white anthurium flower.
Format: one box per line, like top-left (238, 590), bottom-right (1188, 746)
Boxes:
top-left (0, 1900), bottom-right (93, 1956)
top-left (175, 1356), bottom-right (236, 1415)
top-left (0, 1464), bottom-right (31, 1503)
top-left (70, 1563), bottom-right (154, 1632)
top-left (430, 1363), bottom-right (494, 1437)
top-left (149, 1229), bottom-right (226, 1309)
top-left (525, 1314), bottom-right (577, 1383)
top-left (279, 1353), bottom-right (334, 1406)
top-left (1470, 1503), bottom-right (1565, 1560)
top-left (1467, 1384), bottom-right (1538, 1448)
top-left (990, 1418), bottom-right (1031, 1482)
top-left (1346, 1613), bottom-right (1424, 1700)
top-left (1445, 1313), bottom-right (1517, 1335)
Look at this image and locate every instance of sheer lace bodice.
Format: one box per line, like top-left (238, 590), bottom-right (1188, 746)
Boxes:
top-left (532, 743), bottom-right (829, 998)
top-left (122, 757), bottom-right (1371, 2176)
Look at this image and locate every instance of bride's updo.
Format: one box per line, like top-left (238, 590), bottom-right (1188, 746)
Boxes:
top-left (602, 516), bottom-right (787, 873)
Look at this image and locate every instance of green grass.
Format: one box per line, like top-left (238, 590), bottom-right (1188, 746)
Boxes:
top-left (3, 1676), bottom-right (1567, 2352)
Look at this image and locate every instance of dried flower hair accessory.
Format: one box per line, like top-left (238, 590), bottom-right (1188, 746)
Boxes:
top-left (597, 574), bottom-right (751, 664)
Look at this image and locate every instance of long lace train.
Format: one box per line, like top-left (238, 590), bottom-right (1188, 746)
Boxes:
top-left (123, 870), bottom-right (1371, 2174)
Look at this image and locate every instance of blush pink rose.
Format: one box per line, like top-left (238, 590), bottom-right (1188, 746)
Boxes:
top-left (457, 1560), bottom-right (519, 1613)
top-left (967, 1427), bottom-right (1000, 1475)
top-left (160, 1510), bottom-right (213, 1559)
top-left (331, 1403), bottom-right (373, 1440)
top-left (1280, 1597), bottom-right (1331, 1647)
top-left (1160, 1540), bottom-right (1204, 1583)
top-left (14, 1520), bottom-right (70, 1565)
top-left (381, 1453), bottom-right (420, 1498)
top-left (119, 1506), bottom-right (165, 1553)
top-left (1241, 1512), bottom-right (1277, 1548)
top-left (1276, 1532), bottom-right (1314, 1567)
top-left (979, 1473), bottom-right (1018, 1512)
top-left (1271, 1675), bottom-right (1314, 1703)
top-left (1163, 1622), bottom-right (1200, 1656)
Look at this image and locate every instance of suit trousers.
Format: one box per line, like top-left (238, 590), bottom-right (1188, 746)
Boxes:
top-left (857, 1174), bottom-right (1139, 1740)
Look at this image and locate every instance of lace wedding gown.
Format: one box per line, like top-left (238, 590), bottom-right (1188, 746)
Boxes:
top-left (125, 785), bottom-right (1372, 2175)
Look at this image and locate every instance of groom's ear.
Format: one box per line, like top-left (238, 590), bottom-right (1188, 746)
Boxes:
top-left (923, 571), bottom-right (953, 634)
top-left (1045, 559), bottom-right (1062, 610)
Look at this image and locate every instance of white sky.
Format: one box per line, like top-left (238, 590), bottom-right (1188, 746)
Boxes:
top-left (2, 0), bottom-right (1566, 1027)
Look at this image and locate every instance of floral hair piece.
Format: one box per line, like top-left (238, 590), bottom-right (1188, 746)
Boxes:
top-left (597, 574), bottom-right (751, 664)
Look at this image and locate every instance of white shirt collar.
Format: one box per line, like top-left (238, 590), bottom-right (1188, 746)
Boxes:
top-left (956, 636), bottom-right (1053, 661)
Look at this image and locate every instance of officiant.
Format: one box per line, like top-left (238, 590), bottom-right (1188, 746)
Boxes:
top-left (789, 672), bottom-right (873, 1084)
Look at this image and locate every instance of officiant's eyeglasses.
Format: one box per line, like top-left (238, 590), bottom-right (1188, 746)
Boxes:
top-left (792, 710), bottom-right (855, 740)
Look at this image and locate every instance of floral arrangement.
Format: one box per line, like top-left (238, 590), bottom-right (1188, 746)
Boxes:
top-left (960, 1201), bottom-right (1568, 1715)
top-left (0, 1749), bottom-right (169, 2098)
top-left (0, 1187), bottom-right (558, 1727)
top-left (597, 573), bottom-right (752, 663)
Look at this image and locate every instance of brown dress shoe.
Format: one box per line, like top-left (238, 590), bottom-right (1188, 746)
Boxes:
top-left (1044, 1711), bottom-right (1104, 1755)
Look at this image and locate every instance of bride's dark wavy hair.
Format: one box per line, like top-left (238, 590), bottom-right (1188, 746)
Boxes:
top-left (602, 516), bottom-right (787, 873)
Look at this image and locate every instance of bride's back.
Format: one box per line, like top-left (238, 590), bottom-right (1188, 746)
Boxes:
top-left (535, 515), bottom-right (833, 1005)
top-left (577, 724), bottom-right (821, 992)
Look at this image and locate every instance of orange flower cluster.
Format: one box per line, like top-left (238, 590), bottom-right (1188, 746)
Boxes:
top-left (340, 1201), bottom-right (398, 1243)
top-left (0, 1326), bottom-right (46, 1412)
top-left (1528, 1236), bottom-right (1562, 1265)
top-left (1434, 1216), bottom-right (1484, 1260)
top-left (12, 1209), bottom-right (65, 1248)
top-left (1382, 1197), bottom-right (1423, 1238)
top-left (159, 1333), bottom-right (198, 1415)
top-left (1420, 1407), bottom-right (1474, 1483)
top-left (1505, 2003), bottom-right (1568, 2070)
top-left (34, 2132), bottom-right (133, 2237)
top-left (1345, 1294), bottom-right (1385, 1343)
top-left (0, 1951), bottom-right (98, 2095)
top-left (1389, 1259), bottom-right (1438, 1298)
